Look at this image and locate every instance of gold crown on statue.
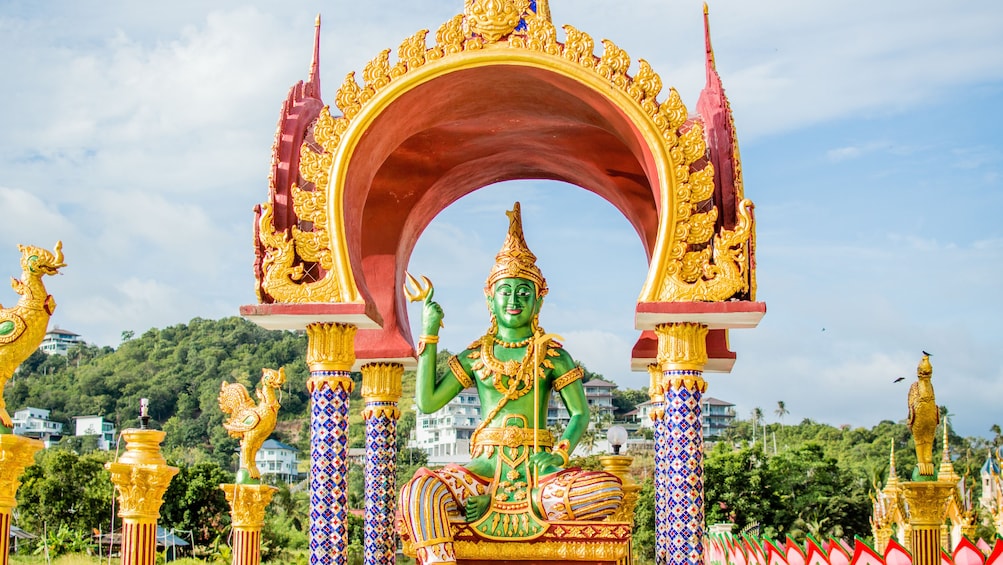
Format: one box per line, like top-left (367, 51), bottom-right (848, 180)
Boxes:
top-left (484, 202), bottom-right (548, 298)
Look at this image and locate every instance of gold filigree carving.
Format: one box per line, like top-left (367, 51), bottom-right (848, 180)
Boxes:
top-left (597, 39), bottom-right (630, 90)
top-left (393, 30), bottom-right (429, 78)
top-left (464, 0), bottom-right (531, 42)
top-left (510, 12), bottom-right (559, 54)
top-left (363, 49), bottom-right (392, 101)
top-left (336, 72), bottom-right (363, 120)
top-left (222, 484), bottom-right (278, 530)
top-left (561, 25), bottom-right (596, 68)
top-left (658, 199), bottom-right (755, 302)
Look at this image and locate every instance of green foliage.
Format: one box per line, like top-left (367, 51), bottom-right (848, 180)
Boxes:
top-left (17, 449), bottom-right (115, 535)
top-left (613, 387), bottom-right (648, 419)
top-left (632, 478), bottom-right (656, 564)
top-left (32, 524), bottom-right (94, 558)
top-left (160, 461), bottom-right (233, 546)
top-left (6, 317), bottom-right (309, 469)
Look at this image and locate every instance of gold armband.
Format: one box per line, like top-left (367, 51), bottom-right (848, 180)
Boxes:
top-left (552, 439), bottom-right (571, 467)
top-left (448, 355), bottom-right (474, 388)
top-left (553, 366), bottom-right (584, 391)
top-left (416, 334), bottom-right (439, 355)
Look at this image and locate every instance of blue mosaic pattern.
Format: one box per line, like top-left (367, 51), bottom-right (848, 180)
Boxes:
top-left (662, 370), bottom-right (705, 565)
top-left (363, 403), bottom-right (398, 565)
top-left (309, 372), bottom-right (352, 565)
top-left (653, 403), bottom-right (671, 564)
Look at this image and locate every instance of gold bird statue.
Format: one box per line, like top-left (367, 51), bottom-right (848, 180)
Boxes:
top-left (907, 353), bottom-right (939, 477)
top-left (0, 242), bottom-right (67, 430)
top-left (219, 367), bottom-right (286, 483)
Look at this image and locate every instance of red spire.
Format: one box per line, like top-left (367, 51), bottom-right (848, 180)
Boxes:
top-left (696, 3), bottom-right (741, 231)
top-left (305, 14), bottom-right (322, 100)
top-left (704, 2), bottom-right (717, 82)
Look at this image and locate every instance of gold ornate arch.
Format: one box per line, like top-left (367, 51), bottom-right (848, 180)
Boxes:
top-left (248, 6), bottom-right (759, 364)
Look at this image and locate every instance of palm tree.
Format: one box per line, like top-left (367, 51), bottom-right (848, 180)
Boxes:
top-left (775, 401), bottom-right (789, 426)
top-left (990, 424), bottom-right (1001, 448)
top-left (751, 407), bottom-right (764, 444)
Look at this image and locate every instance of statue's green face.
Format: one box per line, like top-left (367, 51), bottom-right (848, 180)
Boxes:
top-left (489, 277), bottom-right (539, 330)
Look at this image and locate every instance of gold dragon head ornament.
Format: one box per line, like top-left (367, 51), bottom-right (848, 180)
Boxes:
top-left (19, 241), bottom-right (66, 276)
top-left (484, 202), bottom-right (548, 299)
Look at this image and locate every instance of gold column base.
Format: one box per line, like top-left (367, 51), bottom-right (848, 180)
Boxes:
top-left (599, 454), bottom-right (641, 525)
top-left (900, 480), bottom-right (954, 565)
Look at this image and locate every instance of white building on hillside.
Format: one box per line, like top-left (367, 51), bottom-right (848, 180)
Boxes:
top-left (12, 407), bottom-right (63, 446)
top-left (410, 387), bottom-right (480, 465)
top-left (74, 415), bottom-right (117, 450)
top-left (547, 378), bottom-right (616, 428)
top-left (255, 439), bottom-right (300, 483)
top-left (40, 328), bottom-right (84, 355)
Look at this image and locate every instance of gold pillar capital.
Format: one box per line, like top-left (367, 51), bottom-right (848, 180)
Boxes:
top-left (221, 483), bottom-right (278, 530)
top-left (655, 322), bottom-right (709, 370)
top-left (900, 480), bottom-right (954, 527)
top-left (360, 362), bottom-right (403, 420)
top-left (306, 323), bottom-right (357, 392)
top-left (0, 435), bottom-right (43, 511)
top-left (105, 429), bottom-right (179, 522)
top-left (655, 323), bottom-right (709, 394)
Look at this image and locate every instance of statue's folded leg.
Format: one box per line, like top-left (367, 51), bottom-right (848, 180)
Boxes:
top-left (400, 464), bottom-right (488, 565)
top-left (538, 468), bottom-right (624, 521)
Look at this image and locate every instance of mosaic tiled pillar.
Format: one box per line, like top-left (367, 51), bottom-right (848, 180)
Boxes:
top-left (105, 430), bottom-right (179, 565)
top-left (0, 435), bottom-right (43, 565)
top-left (654, 323), bottom-right (709, 565)
top-left (307, 323), bottom-right (357, 565)
top-left (647, 363), bottom-right (671, 564)
top-left (221, 484), bottom-right (277, 565)
top-left (360, 363), bottom-right (403, 565)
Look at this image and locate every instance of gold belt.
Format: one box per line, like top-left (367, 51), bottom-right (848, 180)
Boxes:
top-left (472, 426), bottom-right (554, 449)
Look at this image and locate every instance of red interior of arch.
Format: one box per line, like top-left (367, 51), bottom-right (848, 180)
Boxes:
top-left (343, 65), bottom-right (663, 360)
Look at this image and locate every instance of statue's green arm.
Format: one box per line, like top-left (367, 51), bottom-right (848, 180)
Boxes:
top-left (414, 345), bottom-right (467, 413)
top-left (553, 351), bottom-right (589, 454)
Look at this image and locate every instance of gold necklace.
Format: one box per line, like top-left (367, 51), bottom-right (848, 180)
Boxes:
top-left (479, 335), bottom-right (542, 399)
top-left (493, 335), bottom-right (532, 348)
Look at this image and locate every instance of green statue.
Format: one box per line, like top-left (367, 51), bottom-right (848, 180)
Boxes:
top-left (399, 203), bottom-right (623, 565)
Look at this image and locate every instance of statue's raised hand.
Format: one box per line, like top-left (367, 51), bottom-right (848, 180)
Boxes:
top-left (422, 287), bottom-right (444, 335)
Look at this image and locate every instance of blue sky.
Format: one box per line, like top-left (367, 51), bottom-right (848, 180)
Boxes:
top-left (1, 0), bottom-right (1000, 438)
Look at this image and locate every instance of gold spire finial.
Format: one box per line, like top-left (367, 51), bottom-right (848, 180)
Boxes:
top-left (484, 202), bottom-right (548, 298)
